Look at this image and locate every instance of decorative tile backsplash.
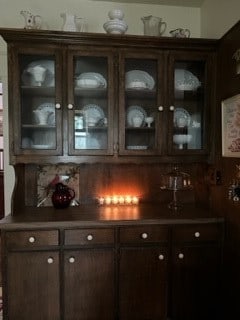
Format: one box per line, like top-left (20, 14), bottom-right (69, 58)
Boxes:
top-left (37, 165), bottom-right (79, 207)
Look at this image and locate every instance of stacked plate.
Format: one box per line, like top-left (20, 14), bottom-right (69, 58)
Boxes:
top-left (75, 72), bottom-right (107, 89)
top-left (126, 70), bottom-right (155, 90)
top-left (22, 60), bottom-right (55, 87)
top-left (175, 69), bottom-right (201, 91)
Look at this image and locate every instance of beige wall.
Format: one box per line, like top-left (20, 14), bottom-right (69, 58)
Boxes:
top-left (201, 0), bottom-right (240, 38)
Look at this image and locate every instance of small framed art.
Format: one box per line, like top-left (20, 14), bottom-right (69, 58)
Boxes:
top-left (222, 93), bottom-right (240, 157)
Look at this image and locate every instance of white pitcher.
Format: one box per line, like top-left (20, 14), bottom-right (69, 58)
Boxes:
top-left (60, 13), bottom-right (85, 32)
top-left (141, 15), bottom-right (167, 36)
top-left (20, 10), bottom-right (42, 30)
top-left (27, 65), bottom-right (47, 86)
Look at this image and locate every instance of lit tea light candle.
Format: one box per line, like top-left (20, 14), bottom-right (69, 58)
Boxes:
top-left (118, 196), bottom-right (125, 204)
top-left (98, 195), bottom-right (140, 205)
top-left (132, 196), bottom-right (139, 204)
top-left (112, 196), bottom-right (119, 204)
top-left (105, 196), bottom-right (112, 205)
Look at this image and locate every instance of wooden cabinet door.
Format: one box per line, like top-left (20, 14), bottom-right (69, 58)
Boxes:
top-left (6, 251), bottom-right (60, 320)
top-left (64, 248), bottom-right (115, 320)
top-left (167, 51), bottom-right (214, 156)
top-left (10, 45), bottom-right (63, 159)
top-left (171, 245), bottom-right (222, 320)
top-left (119, 246), bottom-right (168, 320)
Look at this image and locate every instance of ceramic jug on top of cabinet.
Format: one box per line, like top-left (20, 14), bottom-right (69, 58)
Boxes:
top-left (141, 15), bottom-right (167, 36)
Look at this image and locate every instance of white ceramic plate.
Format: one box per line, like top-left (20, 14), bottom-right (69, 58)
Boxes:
top-left (126, 105), bottom-right (147, 127)
top-left (174, 108), bottom-right (191, 127)
top-left (126, 80), bottom-right (148, 90)
top-left (82, 104), bottom-right (105, 121)
top-left (126, 70), bottom-right (155, 90)
top-left (31, 144), bottom-right (51, 149)
top-left (22, 60), bottom-right (55, 87)
top-left (76, 72), bottom-right (107, 88)
top-left (36, 103), bottom-right (55, 125)
top-left (175, 69), bottom-right (201, 91)
top-left (127, 145), bottom-right (148, 150)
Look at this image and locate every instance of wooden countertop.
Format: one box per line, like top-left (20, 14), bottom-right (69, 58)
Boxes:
top-left (0, 203), bottom-right (224, 230)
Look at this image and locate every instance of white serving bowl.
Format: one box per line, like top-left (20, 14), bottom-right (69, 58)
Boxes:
top-left (75, 78), bottom-right (100, 88)
top-left (173, 134), bottom-right (192, 149)
top-left (108, 9), bottom-right (124, 20)
top-left (103, 20), bottom-right (128, 34)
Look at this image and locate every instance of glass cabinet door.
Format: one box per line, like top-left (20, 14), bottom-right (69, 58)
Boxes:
top-left (67, 51), bottom-right (114, 155)
top-left (119, 53), bottom-right (163, 155)
top-left (16, 49), bottom-right (62, 155)
top-left (169, 54), bottom-right (210, 154)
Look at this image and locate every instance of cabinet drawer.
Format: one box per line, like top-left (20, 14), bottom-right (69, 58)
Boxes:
top-left (119, 226), bottom-right (168, 244)
top-left (172, 224), bottom-right (222, 243)
top-left (5, 230), bottom-right (59, 249)
top-left (64, 228), bottom-right (115, 245)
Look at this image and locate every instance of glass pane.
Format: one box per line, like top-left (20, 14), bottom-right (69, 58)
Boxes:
top-left (124, 58), bottom-right (157, 151)
top-left (173, 61), bottom-right (205, 150)
top-left (73, 56), bottom-right (108, 150)
top-left (19, 54), bottom-right (57, 150)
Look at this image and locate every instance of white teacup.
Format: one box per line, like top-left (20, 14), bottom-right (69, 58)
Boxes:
top-left (28, 65), bottom-right (47, 86)
top-left (132, 115), bottom-right (143, 127)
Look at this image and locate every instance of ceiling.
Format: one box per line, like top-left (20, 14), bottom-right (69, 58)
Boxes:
top-left (92, 0), bottom-right (205, 8)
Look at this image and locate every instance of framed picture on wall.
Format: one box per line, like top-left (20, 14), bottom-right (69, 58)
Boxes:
top-left (222, 93), bottom-right (240, 157)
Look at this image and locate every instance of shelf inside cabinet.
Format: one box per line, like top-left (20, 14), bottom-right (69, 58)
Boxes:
top-left (125, 89), bottom-right (156, 99)
top-left (22, 124), bottom-right (55, 129)
top-left (21, 86), bottom-right (55, 97)
top-left (74, 88), bottom-right (108, 98)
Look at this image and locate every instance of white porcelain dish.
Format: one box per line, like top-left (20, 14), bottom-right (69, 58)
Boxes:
top-left (36, 103), bottom-right (55, 125)
top-left (126, 70), bottom-right (155, 90)
top-left (126, 80), bottom-right (148, 90)
top-left (82, 104), bottom-right (105, 123)
top-left (127, 145), bottom-right (148, 150)
top-left (31, 144), bottom-right (51, 149)
top-left (175, 69), bottom-right (201, 91)
top-left (126, 105), bottom-right (147, 127)
top-left (22, 60), bottom-right (55, 86)
top-left (76, 72), bottom-right (107, 88)
top-left (174, 108), bottom-right (191, 128)
top-left (103, 19), bottom-right (128, 34)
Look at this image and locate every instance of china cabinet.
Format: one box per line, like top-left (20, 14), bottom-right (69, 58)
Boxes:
top-left (0, 28), bottom-right (217, 164)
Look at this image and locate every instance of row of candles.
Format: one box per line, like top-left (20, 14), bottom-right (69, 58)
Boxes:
top-left (98, 195), bottom-right (139, 205)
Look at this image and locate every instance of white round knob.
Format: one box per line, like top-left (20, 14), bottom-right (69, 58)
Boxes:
top-left (28, 236), bottom-right (35, 243)
top-left (169, 105), bottom-right (175, 111)
top-left (69, 257), bottom-right (75, 263)
top-left (158, 106), bottom-right (164, 111)
top-left (141, 232), bottom-right (148, 239)
top-left (194, 232), bottom-right (200, 238)
top-left (55, 103), bottom-right (61, 109)
top-left (178, 253), bottom-right (184, 259)
top-left (87, 234), bottom-right (93, 241)
top-left (47, 257), bottom-right (54, 264)
top-left (158, 254), bottom-right (164, 260)
top-left (67, 103), bottom-right (73, 110)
